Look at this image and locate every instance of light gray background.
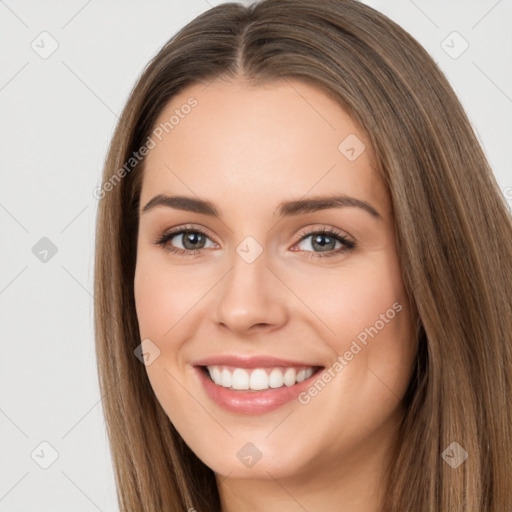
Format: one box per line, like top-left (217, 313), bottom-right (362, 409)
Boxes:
top-left (0, 0), bottom-right (510, 510)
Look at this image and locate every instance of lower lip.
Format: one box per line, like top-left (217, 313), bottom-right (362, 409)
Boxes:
top-left (194, 366), bottom-right (323, 415)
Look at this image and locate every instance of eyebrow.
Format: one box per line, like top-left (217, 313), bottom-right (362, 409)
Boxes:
top-left (141, 194), bottom-right (381, 219)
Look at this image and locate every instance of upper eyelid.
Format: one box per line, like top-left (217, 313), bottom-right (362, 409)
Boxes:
top-left (159, 224), bottom-right (217, 243)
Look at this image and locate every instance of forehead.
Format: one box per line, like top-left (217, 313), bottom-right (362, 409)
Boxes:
top-left (140, 78), bottom-right (388, 219)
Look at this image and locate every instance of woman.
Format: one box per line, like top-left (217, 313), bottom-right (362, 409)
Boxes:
top-left (93, 0), bottom-right (512, 510)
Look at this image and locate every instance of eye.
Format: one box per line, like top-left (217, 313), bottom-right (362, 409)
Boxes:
top-left (154, 224), bottom-right (356, 259)
top-left (292, 227), bottom-right (356, 260)
top-left (154, 224), bottom-right (217, 256)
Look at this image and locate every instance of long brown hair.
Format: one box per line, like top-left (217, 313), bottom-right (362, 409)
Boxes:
top-left (93, 0), bottom-right (512, 510)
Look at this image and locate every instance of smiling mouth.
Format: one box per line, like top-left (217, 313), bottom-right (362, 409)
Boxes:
top-left (199, 365), bottom-right (324, 392)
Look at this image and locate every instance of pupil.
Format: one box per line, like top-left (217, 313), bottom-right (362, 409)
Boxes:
top-left (184, 232), bottom-right (204, 249)
top-left (314, 234), bottom-right (334, 251)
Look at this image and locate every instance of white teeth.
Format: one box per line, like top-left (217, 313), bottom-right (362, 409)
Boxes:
top-left (231, 368), bottom-right (249, 390)
top-left (268, 368), bottom-right (284, 388)
top-left (283, 367), bottom-right (296, 387)
top-left (211, 367), bottom-right (222, 385)
top-left (221, 368), bottom-right (231, 388)
top-left (249, 369), bottom-right (268, 390)
top-left (206, 365), bottom-right (317, 391)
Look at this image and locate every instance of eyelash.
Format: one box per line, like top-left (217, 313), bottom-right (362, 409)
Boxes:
top-left (153, 224), bottom-right (356, 260)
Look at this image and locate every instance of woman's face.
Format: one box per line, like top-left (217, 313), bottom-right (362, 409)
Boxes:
top-left (134, 77), bottom-right (417, 485)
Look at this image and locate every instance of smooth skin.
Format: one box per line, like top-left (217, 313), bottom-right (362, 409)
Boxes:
top-left (134, 77), bottom-right (418, 512)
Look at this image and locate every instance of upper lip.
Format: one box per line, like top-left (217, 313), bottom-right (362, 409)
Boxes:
top-left (192, 354), bottom-right (324, 369)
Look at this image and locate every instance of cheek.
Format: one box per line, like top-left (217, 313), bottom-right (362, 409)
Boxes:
top-left (296, 254), bottom-right (409, 340)
top-left (133, 250), bottom-right (205, 338)
top-left (294, 251), bottom-right (415, 387)
top-left (133, 255), bottom-right (198, 416)
top-left (134, 266), bottom-right (174, 336)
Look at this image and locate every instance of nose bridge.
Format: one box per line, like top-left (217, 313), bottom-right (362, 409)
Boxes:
top-left (213, 234), bottom-right (287, 333)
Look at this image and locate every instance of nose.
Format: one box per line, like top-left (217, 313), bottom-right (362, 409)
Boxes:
top-left (212, 248), bottom-right (289, 336)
